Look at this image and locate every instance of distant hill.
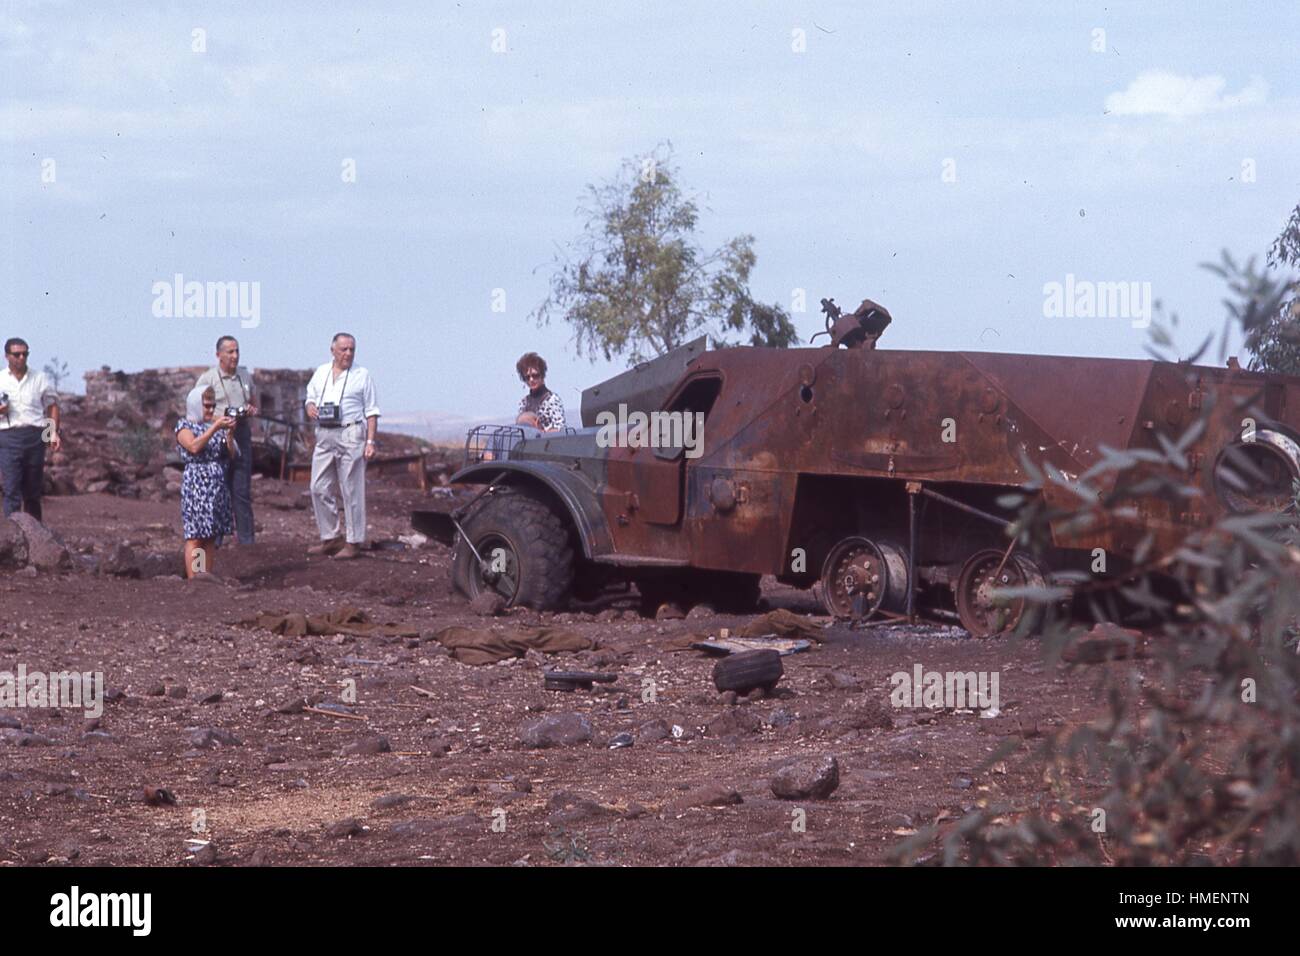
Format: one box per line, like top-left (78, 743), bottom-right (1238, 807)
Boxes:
top-left (382, 410), bottom-right (498, 445)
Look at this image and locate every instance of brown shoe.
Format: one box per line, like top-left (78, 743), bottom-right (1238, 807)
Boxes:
top-left (307, 537), bottom-right (344, 556)
top-left (333, 543), bottom-right (360, 560)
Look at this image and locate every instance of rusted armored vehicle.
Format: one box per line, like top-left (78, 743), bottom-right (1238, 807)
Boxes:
top-left (414, 298), bottom-right (1300, 635)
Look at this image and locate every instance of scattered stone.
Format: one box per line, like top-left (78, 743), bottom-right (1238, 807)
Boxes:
top-left (518, 712), bottom-right (593, 749)
top-left (767, 707), bottom-right (796, 728)
top-left (167, 684), bottom-right (188, 700)
top-left (720, 690), bottom-right (738, 707)
top-left (666, 784), bottom-right (743, 815)
top-left (1064, 623), bottom-right (1147, 663)
top-left (371, 793), bottom-right (414, 811)
top-left (326, 817), bottom-right (365, 839)
top-left (276, 697), bottom-right (307, 714)
top-left (99, 542), bottom-right (141, 577)
top-left (187, 727), bottom-right (241, 749)
top-left (146, 683), bottom-right (166, 697)
top-left (470, 591), bottom-right (507, 617)
top-left (705, 709), bottom-right (762, 738)
top-left (770, 755), bottom-right (841, 800)
top-left (190, 843), bottom-right (218, 865)
top-left (547, 790), bottom-right (616, 824)
top-left (655, 602), bottom-right (686, 621)
top-left (142, 786), bottom-right (178, 806)
top-left (607, 732), bottom-right (634, 749)
top-left (0, 728), bottom-right (54, 746)
top-left (200, 691), bottom-right (223, 705)
top-left (390, 814), bottom-right (480, 838)
top-left (342, 735), bottom-right (392, 757)
top-left (827, 669), bottom-right (861, 690)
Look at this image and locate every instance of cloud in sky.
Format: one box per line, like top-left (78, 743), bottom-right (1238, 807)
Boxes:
top-left (1106, 70), bottom-right (1268, 119)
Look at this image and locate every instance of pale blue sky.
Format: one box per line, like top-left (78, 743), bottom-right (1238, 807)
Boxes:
top-left (3, 1), bottom-right (1297, 425)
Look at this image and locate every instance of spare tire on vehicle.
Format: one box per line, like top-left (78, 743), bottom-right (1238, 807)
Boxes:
top-left (712, 649), bottom-right (783, 694)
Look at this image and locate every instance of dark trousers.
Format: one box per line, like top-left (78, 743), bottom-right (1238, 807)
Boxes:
top-left (0, 426), bottom-right (47, 521)
top-left (225, 418), bottom-right (255, 544)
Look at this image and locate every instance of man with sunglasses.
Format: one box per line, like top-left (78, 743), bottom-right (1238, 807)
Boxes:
top-left (195, 335), bottom-right (259, 545)
top-left (0, 337), bottom-right (62, 520)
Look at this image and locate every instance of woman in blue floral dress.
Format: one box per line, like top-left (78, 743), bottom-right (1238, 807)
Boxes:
top-left (175, 386), bottom-right (238, 578)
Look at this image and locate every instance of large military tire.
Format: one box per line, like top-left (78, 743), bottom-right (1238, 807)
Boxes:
top-left (451, 492), bottom-right (574, 610)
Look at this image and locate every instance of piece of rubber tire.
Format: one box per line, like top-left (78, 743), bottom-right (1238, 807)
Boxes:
top-left (712, 649), bottom-right (783, 693)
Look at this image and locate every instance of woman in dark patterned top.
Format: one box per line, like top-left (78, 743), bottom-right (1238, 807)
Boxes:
top-left (515, 351), bottom-right (566, 432)
top-left (175, 386), bottom-right (238, 579)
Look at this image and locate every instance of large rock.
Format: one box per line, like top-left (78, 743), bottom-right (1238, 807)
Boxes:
top-left (770, 755), bottom-right (841, 800)
top-left (8, 513), bottom-right (71, 571)
top-left (518, 712), bottom-right (593, 748)
top-left (0, 518), bottom-right (28, 569)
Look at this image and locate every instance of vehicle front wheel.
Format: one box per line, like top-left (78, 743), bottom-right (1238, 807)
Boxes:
top-left (450, 492), bottom-right (574, 609)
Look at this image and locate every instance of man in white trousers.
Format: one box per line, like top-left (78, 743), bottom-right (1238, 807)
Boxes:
top-left (303, 333), bottom-right (380, 560)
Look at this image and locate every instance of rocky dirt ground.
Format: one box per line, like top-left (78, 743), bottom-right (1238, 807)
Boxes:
top-left (0, 482), bottom-right (1151, 867)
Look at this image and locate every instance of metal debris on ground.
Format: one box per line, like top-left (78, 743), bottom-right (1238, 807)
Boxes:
top-left (543, 670), bottom-right (617, 692)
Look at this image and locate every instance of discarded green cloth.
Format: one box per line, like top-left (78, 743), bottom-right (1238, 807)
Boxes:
top-left (432, 625), bottom-right (594, 665)
top-left (738, 608), bottom-right (826, 642)
top-left (236, 606), bottom-right (419, 639)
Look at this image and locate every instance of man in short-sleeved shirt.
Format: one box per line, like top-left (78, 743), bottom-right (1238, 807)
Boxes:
top-left (0, 337), bottom-right (61, 520)
top-left (303, 332), bottom-right (380, 560)
top-left (196, 336), bottom-right (259, 544)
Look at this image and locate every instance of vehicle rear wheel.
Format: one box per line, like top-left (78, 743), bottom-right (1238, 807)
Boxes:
top-left (450, 492), bottom-right (574, 609)
top-left (954, 549), bottom-right (1046, 637)
top-left (818, 536), bottom-right (910, 620)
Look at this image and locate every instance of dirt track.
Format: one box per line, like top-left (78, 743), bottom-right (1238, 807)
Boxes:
top-left (0, 485), bottom-right (1134, 866)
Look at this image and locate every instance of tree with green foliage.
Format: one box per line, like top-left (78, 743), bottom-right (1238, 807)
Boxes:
top-left (1241, 203), bottom-right (1300, 373)
top-left (533, 143), bottom-right (797, 364)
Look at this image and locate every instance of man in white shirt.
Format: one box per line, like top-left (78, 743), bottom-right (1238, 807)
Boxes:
top-left (303, 332), bottom-right (380, 560)
top-left (0, 337), bottom-right (62, 521)
top-left (195, 335), bottom-right (259, 545)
